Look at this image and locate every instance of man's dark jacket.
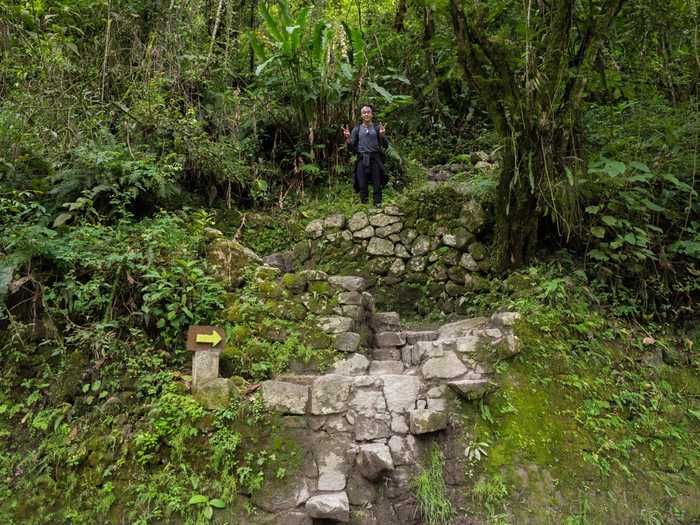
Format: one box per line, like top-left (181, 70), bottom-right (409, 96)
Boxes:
top-left (348, 122), bottom-right (389, 192)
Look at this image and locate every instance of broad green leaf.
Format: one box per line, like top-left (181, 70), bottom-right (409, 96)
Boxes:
top-left (311, 21), bottom-right (326, 63)
top-left (259, 3), bottom-right (284, 44)
top-left (602, 216), bottom-right (617, 227)
top-left (53, 212), bottom-right (73, 227)
top-left (604, 160), bottom-right (626, 177)
top-left (204, 505), bottom-right (213, 520)
top-left (209, 499), bottom-right (226, 509)
top-left (623, 233), bottom-right (636, 244)
top-left (585, 205), bottom-right (600, 214)
top-left (565, 166), bottom-right (574, 186)
top-left (368, 81), bottom-right (393, 102)
top-left (641, 198), bottom-right (665, 212)
top-left (255, 55), bottom-right (277, 76)
top-left (188, 495), bottom-right (208, 505)
top-left (340, 62), bottom-right (353, 80)
top-left (629, 161), bottom-right (650, 173)
top-left (591, 226), bottom-right (606, 239)
top-left (247, 33), bottom-right (268, 61)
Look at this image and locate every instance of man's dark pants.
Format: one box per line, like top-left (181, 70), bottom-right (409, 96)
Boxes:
top-left (356, 154), bottom-right (383, 206)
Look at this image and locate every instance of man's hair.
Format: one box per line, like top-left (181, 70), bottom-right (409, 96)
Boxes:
top-left (360, 104), bottom-right (374, 112)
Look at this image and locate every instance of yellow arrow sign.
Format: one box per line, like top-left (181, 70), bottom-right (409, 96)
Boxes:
top-left (195, 330), bottom-right (222, 346)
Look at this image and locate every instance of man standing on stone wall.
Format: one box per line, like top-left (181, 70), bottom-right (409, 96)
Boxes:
top-left (343, 105), bottom-right (388, 207)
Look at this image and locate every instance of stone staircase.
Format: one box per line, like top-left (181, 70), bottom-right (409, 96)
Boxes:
top-left (255, 274), bottom-right (520, 524)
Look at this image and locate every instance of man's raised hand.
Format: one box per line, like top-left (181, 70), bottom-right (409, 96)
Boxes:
top-left (378, 123), bottom-right (386, 137)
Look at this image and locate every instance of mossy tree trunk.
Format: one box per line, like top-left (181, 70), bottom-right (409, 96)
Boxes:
top-left (449, 0), bottom-right (627, 270)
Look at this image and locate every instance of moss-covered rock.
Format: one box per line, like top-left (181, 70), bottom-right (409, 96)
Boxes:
top-left (207, 238), bottom-right (263, 289)
top-left (281, 272), bottom-right (308, 293)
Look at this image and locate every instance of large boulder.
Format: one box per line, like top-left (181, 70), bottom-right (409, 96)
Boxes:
top-left (207, 239), bottom-right (262, 289)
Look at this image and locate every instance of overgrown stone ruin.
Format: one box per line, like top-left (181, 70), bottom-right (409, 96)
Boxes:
top-left (263, 196), bottom-right (494, 315)
top-left (191, 249), bottom-right (521, 523)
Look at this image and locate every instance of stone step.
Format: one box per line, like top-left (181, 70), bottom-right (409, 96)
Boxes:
top-left (374, 331), bottom-right (406, 347)
top-left (402, 330), bottom-right (439, 344)
top-left (372, 347), bottom-right (401, 361)
top-left (370, 311), bottom-right (402, 332)
top-left (369, 360), bottom-right (405, 375)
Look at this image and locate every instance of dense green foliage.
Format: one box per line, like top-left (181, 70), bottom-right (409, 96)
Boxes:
top-left (459, 261), bottom-right (699, 524)
top-left (1, 0), bottom-right (698, 523)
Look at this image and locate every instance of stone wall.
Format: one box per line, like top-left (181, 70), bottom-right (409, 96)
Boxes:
top-left (294, 195), bottom-right (492, 315)
top-left (253, 308), bottom-right (521, 524)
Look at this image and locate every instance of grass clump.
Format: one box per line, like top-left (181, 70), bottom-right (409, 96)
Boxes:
top-left (413, 443), bottom-right (454, 525)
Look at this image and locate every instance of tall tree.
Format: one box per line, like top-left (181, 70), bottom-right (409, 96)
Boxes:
top-left (449, 0), bottom-right (628, 269)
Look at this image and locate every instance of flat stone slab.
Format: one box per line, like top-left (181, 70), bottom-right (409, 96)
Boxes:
top-left (261, 380), bottom-right (309, 414)
top-left (369, 360), bottom-right (405, 375)
top-left (375, 331), bottom-right (406, 347)
top-left (403, 330), bottom-right (439, 344)
top-left (305, 492), bottom-right (350, 522)
top-left (311, 375), bottom-right (353, 415)
top-left (349, 388), bottom-right (387, 416)
top-left (382, 375), bottom-right (422, 412)
top-left (353, 413), bottom-right (392, 441)
top-left (315, 437), bottom-right (352, 491)
top-left (372, 347), bottom-right (401, 361)
top-left (415, 340), bottom-right (445, 361)
top-left (421, 352), bottom-right (468, 379)
top-left (437, 317), bottom-right (489, 338)
top-left (331, 353), bottom-right (370, 376)
top-left (317, 316), bottom-right (354, 334)
top-left (448, 379), bottom-right (497, 400)
top-left (449, 335), bottom-right (482, 354)
top-left (329, 275), bottom-right (367, 292)
top-left (409, 409), bottom-right (448, 434)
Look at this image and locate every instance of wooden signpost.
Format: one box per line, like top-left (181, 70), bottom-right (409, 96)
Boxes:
top-left (186, 325), bottom-right (226, 353)
top-left (187, 325), bottom-right (226, 389)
